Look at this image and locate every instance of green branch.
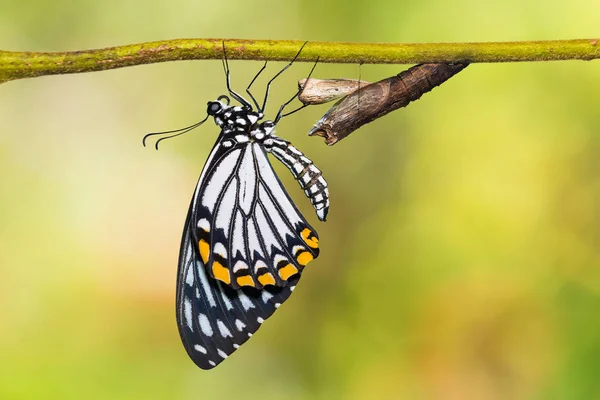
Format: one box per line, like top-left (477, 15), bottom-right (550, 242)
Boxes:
top-left (1, 38), bottom-right (599, 84)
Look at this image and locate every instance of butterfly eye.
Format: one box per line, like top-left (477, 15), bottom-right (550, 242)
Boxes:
top-left (207, 101), bottom-right (222, 115)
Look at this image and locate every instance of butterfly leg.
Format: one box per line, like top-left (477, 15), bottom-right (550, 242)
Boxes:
top-left (246, 61), bottom-right (268, 111)
top-left (260, 41), bottom-right (308, 114)
top-left (221, 41), bottom-right (254, 109)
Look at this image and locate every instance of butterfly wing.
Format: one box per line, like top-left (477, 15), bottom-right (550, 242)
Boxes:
top-left (176, 135), bottom-right (319, 369)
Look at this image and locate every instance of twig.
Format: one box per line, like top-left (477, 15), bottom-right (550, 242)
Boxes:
top-left (1, 38), bottom-right (599, 84)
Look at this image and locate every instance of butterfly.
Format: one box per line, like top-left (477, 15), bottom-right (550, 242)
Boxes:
top-left (144, 43), bottom-right (329, 369)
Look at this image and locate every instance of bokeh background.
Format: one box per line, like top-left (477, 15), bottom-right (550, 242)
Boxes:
top-left (1, 0), bottom-right (599, 399)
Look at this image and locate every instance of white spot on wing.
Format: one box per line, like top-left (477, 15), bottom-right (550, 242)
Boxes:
top-left (261, 291), bottom-right (274, 303)
top-left (184, 299), bottom-right (193, 331)
top-left (235, 319), bottom-right (246, 331)
top-left (217, 349), bottom-right (229, 359)
top-left (185, 266), bottom-right (194, 286)
top-left (253, 260), bottom-right (267, 274)
top-left (194, 344), bottom-right (207, 354)
top-left (213, 242), bottom-right (228, 258)
top-left (197, 218), bottom-right (210, 231)
top-left (235, 134), bottom-right (250, 143)
top-left (238, 292), bottom-right (255, 311)
top-left (198, 313), bottom-right (213, 336)
top-left (217, 320), bottom-right (233, 338)
top-left (292, 245), bottom-right (306, 255)
top-left (233, 261), bottom-right (249, 273)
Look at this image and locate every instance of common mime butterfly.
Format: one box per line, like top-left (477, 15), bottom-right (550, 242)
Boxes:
top-left (144, 42), bottom-right (329, 369)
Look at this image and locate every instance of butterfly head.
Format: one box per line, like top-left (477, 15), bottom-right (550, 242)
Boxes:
top-left (206, 97), bottom-right (230, 122)
top-left (207, 95), bottom-right (264, 133)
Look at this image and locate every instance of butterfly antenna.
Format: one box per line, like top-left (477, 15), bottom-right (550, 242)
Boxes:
top-left (143, 115), bottom-right (209, 150)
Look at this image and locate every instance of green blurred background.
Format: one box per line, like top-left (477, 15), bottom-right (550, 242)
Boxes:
top-left (1, 0), bottom-right (599, 399)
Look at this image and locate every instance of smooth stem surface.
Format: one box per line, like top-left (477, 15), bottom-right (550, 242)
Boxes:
top-left (1, 38), bottom-right (599, 84)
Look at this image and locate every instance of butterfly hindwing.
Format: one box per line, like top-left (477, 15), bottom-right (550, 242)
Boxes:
top-left (176, 205), bottom-right (301, 369)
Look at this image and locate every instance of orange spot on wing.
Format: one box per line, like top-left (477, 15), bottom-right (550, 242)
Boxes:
top-left (278, 264), bottom-right (298, 280)
top-left (297, 251), bottom-right (313, 266)
top-left (199, 239), bottom-right (210, 263)
top-left (236, 275), bottom-right (255, 287)
top-left (212, 261), bottom-right (231, 284)
top-left (258, 272), bottom-right (276, 286)
top-left (301, 228), bottom-right (319, 249)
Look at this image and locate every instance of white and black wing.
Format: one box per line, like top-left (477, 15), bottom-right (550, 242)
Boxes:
top-left (175, 136), bottom-right (319, 369)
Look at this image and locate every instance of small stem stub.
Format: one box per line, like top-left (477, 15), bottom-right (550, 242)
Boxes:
top-left (308, 63), bottom-right (469, 145)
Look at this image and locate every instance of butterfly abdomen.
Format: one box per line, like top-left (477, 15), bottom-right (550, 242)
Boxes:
top-left (265, 136), bottom-right (330, 221)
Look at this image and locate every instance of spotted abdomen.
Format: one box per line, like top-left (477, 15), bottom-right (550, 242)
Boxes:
top-left (264, 137), bottom-right (330, 221)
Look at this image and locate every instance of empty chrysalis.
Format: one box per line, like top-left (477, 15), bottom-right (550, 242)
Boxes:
top-left (307, 63), bottom-right (469, 145)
